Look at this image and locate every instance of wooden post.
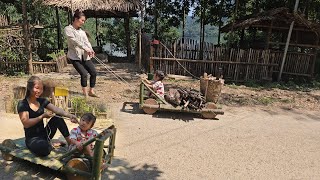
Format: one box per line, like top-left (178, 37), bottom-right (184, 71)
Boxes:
top-left (140, 82), bottom-right (144, 106)
top-left (107, 129), bottom-right (117, 164)
top-left (182, 4), bottom-right (186, 41)
top-left (150, 57), bottom-right (154, 73)
top-left (265, 21), bottom-right (273, 50)
top-left (56, 7), bottom-right (63, 50)
top-left (124, 14), bottom-right (131, 62)
top-left (22, 0), bottom-right (33, 74)
top-left (95, 17), bottom-right (99, 46)
top-left (278, 0), bottom-right (299, 81)
top-left (311, 34), bottom-right (319, 77)
top-left (138, 29), bottom-right (142, 68)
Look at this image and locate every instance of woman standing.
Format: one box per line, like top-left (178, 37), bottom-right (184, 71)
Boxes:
top-left (17, 76), bottom-right (78, 157)
top-left (64, 10), bottom-right (98, 97)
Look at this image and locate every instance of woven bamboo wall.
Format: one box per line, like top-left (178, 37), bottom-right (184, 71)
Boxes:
top-left (149, 38), bottom-right (315, 81)
top-left (0, 55), bottom-right (68, 74)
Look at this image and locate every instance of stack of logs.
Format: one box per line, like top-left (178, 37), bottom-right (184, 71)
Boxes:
top-left (165, 88), bottom-right (206, 110)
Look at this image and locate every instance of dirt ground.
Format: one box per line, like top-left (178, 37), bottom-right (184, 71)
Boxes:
top-left (0, 63), bottom-right (320, 179)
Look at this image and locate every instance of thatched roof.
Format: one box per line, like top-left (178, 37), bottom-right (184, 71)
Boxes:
top-left (222, 8), bottom-right (320, 35)
top-left (42, 0), bottom-right (142, 12)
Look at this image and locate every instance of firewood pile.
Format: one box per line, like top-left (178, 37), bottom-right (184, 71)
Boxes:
top-left (165, 88), bottom-right (206, 110)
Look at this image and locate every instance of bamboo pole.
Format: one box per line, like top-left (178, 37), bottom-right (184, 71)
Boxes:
top-left (59, 126), bottom-right (115, 160)
top-left (139, 82), bottom-right (144, 106)
top-left (92, 139), bottom-right (104, 180)
top-left (107, 128), bottom-right (116, 164)
top-left (278, 0), bottom-right (300, 81)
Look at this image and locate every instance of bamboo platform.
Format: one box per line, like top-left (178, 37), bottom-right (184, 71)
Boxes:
top-left (0, 125), bottom-right (117, 180)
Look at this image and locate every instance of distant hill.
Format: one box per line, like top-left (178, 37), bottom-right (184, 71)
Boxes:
top-left (180, 16), bottom-right (220, 44)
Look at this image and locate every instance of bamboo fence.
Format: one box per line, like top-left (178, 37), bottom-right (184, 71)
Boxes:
top-left (148, 38), bottom-right (316, 81)
top-left (0, 55), bottom-right (68, 74)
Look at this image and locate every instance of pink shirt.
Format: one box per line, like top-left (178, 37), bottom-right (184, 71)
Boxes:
top-left (152, 81), bottom-right (164, 98)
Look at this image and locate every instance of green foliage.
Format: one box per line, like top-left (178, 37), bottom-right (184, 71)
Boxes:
top-left (257, 97), bottom-right (276, 105)
top-left (97, 18), bottom-right (140, 52)
top-left (70, 97), bottom-right (96, 115)
top-left (46, 50), bottom-right (65, 60)
top-left (70, 97), bottom-right (108, 117)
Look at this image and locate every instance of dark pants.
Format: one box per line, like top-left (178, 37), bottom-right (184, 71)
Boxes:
top-left (25, 116), bottom-right (70, 157)
top-left (71, 59), bottom-right (97, 88)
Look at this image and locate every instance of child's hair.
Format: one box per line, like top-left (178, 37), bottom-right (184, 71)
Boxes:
top-left (25, 76), bottom-right (42, 98)
top-left (81, 113), bottom-right (96, 127)
top-left (155, 70), bottom-right (165, 81)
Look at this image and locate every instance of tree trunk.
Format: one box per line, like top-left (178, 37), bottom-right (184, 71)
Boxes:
top-left (95, 17), bottom-right (99, 46)
top-left (182, 5), bottom-right (186, 43)
top-left (56, 7), bottom-right (63, 49)
top-left (22, 0), bottom-right (33, 74)
top-left (218, 0), bottom-right (225, 45)
top-left (303, 0), bottom-right (310, 18)
top-left (125, 15), bottom-right (131, 62)
top-left (154, 0), bottom-right (158, 37)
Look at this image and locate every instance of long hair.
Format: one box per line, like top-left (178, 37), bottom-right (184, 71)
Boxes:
top-left (72, 10), bottom-right (86, 22)
top-left (25, 76), bottom-right (42, 99)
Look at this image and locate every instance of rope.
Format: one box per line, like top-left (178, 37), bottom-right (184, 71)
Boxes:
top-left (92, 56), bottom-right (138, 94)
top-left (159, 41), bottom-right (200, 80)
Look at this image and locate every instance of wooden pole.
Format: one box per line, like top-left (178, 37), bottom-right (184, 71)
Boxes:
top-left (55, 7), bottom-right (63, 49)
top-left (22, 0), bottom-right (33, 74)
top-left (182, 3), bottom-right (186, 42)
top-left (138, 30), bottom-right (142, 68)
top-left (265, 21), bottom-right (273, 50)
top-left (139, 82), bottom-right (144, 105)
top-left (278, 0), bottom-right (300, 81)
top-left (154, 0), bottom-right (158, 37)
top-left (95, 17), bottom-right (99, 46)
top-left (124, 14), bottom-right (131, 62)
top-left (107, 129), bottom-right (116, 164)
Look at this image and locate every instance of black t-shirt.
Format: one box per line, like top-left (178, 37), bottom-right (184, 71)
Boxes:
top-left (17, 98), bottom-right (50, 140)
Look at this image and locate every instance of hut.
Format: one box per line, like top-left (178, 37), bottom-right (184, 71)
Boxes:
top-left (42, 0), bottom-right (142, 62)
top-left (221, 7), bottom-right (320, 79)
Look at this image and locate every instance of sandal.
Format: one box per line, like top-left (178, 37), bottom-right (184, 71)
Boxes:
top-left (88, 93), bottom-right (99, 98)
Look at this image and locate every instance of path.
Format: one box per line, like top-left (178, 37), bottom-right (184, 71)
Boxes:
top-left (0, 104), bottom-right (320, 179)
top-left (106, 103), bottom-right (320, 179)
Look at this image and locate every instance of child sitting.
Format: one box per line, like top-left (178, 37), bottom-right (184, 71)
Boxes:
top-left (68, 113), bottom-right (98, 157)
top-left (143, 70), bottom-right (165, 98)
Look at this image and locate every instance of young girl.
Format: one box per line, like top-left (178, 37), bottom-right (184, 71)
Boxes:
top-left (143, 70), bottom-right (165, 98)
top-left (17, 76), bottom-right (78, 157)
top-left (68, 113), bottom-right (98, 157)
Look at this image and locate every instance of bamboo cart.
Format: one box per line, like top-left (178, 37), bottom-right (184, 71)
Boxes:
top-left (0, 125), bottom-right (116, 180)
top-left (139, 82), bottom-right (224, 119)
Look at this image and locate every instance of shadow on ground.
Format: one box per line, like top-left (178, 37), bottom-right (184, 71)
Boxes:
top-left (0, 156), bottom-right (163, 180)
top-left (120, 102), bottom-right (221, 122)
top-left (104, 158), bottom-right (163, 180)
top-left (0, 158), bottom-right (65, 180)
